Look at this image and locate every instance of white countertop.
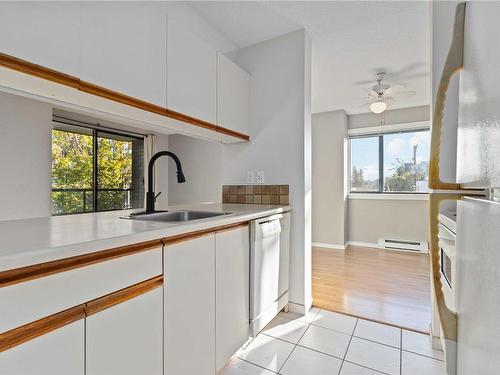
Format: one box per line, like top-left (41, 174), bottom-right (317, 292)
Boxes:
top-left (0, 203), bottom-right (291, 272)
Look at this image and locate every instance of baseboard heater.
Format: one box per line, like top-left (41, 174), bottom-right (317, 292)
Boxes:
top-left (378, 238), bottom-right (429, 253)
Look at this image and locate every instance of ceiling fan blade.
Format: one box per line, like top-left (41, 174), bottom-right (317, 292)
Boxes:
top-left (393, 90), bottom-right (416, 98)
top-left (363, 88), bottom-right (379, 98)
top-left (354, 78), bottom-right (376, 85)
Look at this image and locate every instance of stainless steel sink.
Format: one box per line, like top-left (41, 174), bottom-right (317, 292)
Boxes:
top-left (122, 210), bottom-right (230, 222)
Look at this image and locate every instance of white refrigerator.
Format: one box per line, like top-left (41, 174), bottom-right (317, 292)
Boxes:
top-left (430, 2), bottom-right (500, 374)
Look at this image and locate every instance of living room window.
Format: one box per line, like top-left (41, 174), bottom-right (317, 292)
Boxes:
top-left (349, 128), bottom-right (430, 194)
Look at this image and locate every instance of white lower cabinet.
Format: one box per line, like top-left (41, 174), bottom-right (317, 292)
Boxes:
top-left (85, 287), bottom-right (163, 375)
top-left (164, 226), bottom-right (251, 375)
top-left (164, 234), bottom-right (216, 375)
top-left (0, 320), bottom-right (84, 375)
top-left (215, 226), bottom-right (250, 370)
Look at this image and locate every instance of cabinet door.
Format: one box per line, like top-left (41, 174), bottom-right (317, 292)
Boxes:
top-left (0, 320), bottom-right (84, 375)
top-left (0, 2), bottom-right (81, 76)
top-left (215, 226), bottom-right (250, 370)
top-left (217, 54), bottom-right (250, 136)
top-left (164, 234), bottom-right (216, 375)
top-left (80, 3), bottom-right (167, 106)
top-left (86, 287), bottom-right (163, 375)
top-left (167, 17), bottom-right (217, 123)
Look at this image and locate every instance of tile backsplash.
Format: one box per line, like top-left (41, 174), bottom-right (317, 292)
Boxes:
top-left (222, 185), bottom-right (289, 205)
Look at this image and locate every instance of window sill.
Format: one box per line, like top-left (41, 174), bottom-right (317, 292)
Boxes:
top-left (348, 193), bottom-right (429, 201)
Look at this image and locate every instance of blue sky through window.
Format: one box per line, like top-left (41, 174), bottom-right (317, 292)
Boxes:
top-left (350, 129), bottom-right (430, 193)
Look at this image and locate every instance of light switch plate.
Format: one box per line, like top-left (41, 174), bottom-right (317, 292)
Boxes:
top-left (257, 171), bottom-right (265, 184)
top-left (247, 171), bottom-right (255, 184)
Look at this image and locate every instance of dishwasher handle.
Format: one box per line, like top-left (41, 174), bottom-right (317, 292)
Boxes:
top-left (253, 215), bottom-right (282, 239)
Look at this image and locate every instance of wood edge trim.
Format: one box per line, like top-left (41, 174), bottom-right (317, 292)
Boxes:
top-left (216, 126), bottom-right (250, 141)
top-left (0, 276), bottom-right (163, 352)
top-left (0, 52), bottom-right (80, 88)
top-left (0, 305), bottom-right (85, 353)
top-left (165, 108), bottom-right (218, 132)
top-left (0, 239), bottom-right (162, 288)
top-left (84, 275), bottom-right (163, 316)
top-left (78, 80), bottom-right (166, 116)
top-left (214, 221), bottom-right (249, 234)
top-left (0, 52), bottom-right (250, 142)
top-left (163, 221), bottom-right (249, 246)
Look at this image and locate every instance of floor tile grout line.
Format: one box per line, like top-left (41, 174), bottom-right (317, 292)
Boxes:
top-left (342, 359), bottom-right (391, 375)
top-left (277, 318), bottom-right (313, 374)
top-left (310, 322), bottom-right (357, 337)
top-left (401, 349), bottom-right (445, 362)
top-left (236, 356), bottom-right (279, 374)
top-left (351, 334), bottom-right (402, 350)
top-left (294, 343), bottom-right (347, 362)
top-left (277, 342), bottom-right (298, 374)
top-left (338, 318), bottom-right (358, 375)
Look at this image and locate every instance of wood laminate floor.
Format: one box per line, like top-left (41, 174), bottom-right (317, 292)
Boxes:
top-left (312, 245), bottom-right (431, 333)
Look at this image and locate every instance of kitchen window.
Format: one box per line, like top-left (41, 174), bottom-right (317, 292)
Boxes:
top-left (349, 128), bottom-right (430, 194)
top-left (51, 121), bottom-right (144, 215)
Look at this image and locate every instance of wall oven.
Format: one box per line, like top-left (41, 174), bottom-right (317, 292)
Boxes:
top-left (438, 214), bottom-right (457, 312)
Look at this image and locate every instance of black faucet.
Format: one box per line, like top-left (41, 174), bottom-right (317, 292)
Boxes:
top-left (146, 151), bottom-right (186, 213)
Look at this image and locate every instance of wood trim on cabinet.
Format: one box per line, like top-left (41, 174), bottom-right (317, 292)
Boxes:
top-left (215, 126), bottom-right (250, 142)
top-left (0, 277), bottom-right (163, 352)
top-left (162, 221), bottom-right (249, 246)
top-left (0, 239), bottom-right (162, 288)
top-left (0, 52), bottom-right (80, 88)
top-left (214, 221), bottom-right (249, 234)
top-left (0, 305), bottom-right (86, 353)
top-left (84, 276), bottom-right (163, 316)
top-left (0, 52), bottom-right (250, 142)
top-left (78, 80), bottom-right (166, 116)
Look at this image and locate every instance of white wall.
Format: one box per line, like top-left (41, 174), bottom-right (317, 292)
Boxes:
top-left (312, 106), bottom-right (431, 247)
top-left (347, 198), bottom-right (429, 244)
top-left (167, 135), bottom-right (222, 206)
top-left (312, 110), bottom-right (347, 248)
top-left (154, 133), bottom-right (170, 209)
top-left (346, 106), bottom-right (430, 245)
top-left (0, 92), bottom-right (52, 221)
top-left (348, 105), bottom-right (430, 129)
top-left (221, 29), bottom-right (312, 312)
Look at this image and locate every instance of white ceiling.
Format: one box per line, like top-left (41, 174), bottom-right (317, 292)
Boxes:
top-left (191, 1), bottom-right (430, 115)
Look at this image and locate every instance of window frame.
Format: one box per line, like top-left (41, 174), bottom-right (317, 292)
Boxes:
top-left (51, 119), bottom-right (145, 215)
top-left (348, 123), bottom-right (431, 195)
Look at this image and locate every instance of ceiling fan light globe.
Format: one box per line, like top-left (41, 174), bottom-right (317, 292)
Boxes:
top-left (370, 101), bottom-right (387, 114)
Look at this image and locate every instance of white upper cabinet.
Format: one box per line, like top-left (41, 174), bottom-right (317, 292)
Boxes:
top-left (0, 320), bottom-right (84, 375)
top-left (0, 2), bottom-right (81, 77)
top-left (80, 3), bottom-right (167, 107)
top-left (217, 53), bottom-right (250, 135)
top-left (86, 288), bottom-right (163, 375)
top-left (167, 17), bottom-right (217, 124)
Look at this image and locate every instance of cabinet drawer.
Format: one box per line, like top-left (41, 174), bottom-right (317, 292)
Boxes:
top-left (0, 247), bottom-right (162, 333)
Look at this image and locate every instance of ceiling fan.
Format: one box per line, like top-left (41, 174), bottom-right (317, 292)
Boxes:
top-left (361, 72), bottom-right (416, 114)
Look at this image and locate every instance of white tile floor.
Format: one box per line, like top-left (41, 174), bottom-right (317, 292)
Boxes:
top-left (219, 309), bottom-right (446, 375)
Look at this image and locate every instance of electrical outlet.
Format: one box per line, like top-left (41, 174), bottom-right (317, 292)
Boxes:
top-left (247, 171), bottom-right (255, 184)
top-left (257, 171), bottom-right (265, 184)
